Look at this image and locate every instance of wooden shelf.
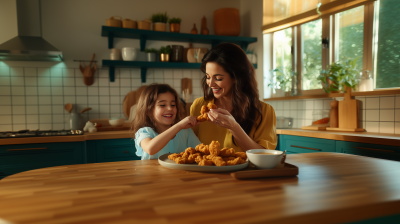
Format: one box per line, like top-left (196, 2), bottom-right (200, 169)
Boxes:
top-left (101, 26), bottom-right (257, 51)
top-left (102, 60), bottom-right (257, 82)
top-left (264, 89), bottom-right (400, 101)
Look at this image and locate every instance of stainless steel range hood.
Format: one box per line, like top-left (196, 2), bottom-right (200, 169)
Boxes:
top-left (0, 0), bottom-right (63, 61)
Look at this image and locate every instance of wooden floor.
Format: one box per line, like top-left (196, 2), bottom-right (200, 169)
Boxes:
top-left (0, 153), bottom-right (400, 224)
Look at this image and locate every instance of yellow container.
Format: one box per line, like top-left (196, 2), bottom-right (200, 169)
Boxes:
top-left (138, 21), bottom-right (151, 30)
top-left (106, 16), bottom-right (122, 27)
top-left (122, 19), bottom-right (137, 29)
top-left (160, 53), bottom-right (170, 62)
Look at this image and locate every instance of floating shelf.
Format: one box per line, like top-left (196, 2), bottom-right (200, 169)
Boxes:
top-left (101, 26), bottom-right (258, 51)
top-left (102, 60), bottom-right (257, 82)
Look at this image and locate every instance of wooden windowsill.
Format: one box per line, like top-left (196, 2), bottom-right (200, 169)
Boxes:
top-left (264, 89), bottom-right (400, 101)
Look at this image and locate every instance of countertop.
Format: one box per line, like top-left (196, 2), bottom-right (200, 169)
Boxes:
top-left (1, 128), bottom-right (400, 146)
top-left (276, 129), bottom-right (400, 146)
top-left (0, 153), bottom-right (399, 224)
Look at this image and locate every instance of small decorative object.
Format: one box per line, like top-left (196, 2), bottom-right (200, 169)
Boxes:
top-left (268, 68), bottom-right (292, 97)
top-left (187, 48), bottom-right (208, 63)
top-left (122, 19), bottom-right (137, 29)
top-left (151, 12), bottom-right (168, 32)
top-left (171, 45), bottom-right (184, 62)
top-left (190, 24), bottom-right (198, 34)
top-left (213, 8), bottom-right (240, 36)
top-left (357, 70), bottom-right (373, 92)
top-left (121, 47), bottom-right (138, 61)
top-left (145, 48), bottom-right (158, 62)
top-left (109, 118), bottom-right (125, 127)
top-left (79, 53), bottom-right (97, 86)
top-left (83, 121), bottom-right (97, 133)
top-left (106, 16), bottom-right (122, 27)
top-left (183, 43), bottom-right (193, 63)
top-left (330, 99), bottom-right (339, 128)
top-left (245, 47), bottom-right (257, 64)
top-left (160, 45), bottom-right (171, 62)
top-left (201, 16), bottom-right (209, 35)
top-left (318, 57), bottom-right (361, 94)
top-left (169, 17), bottom-right (181, 33)
top-left (69, 113), bottom-right (85, 130)
top-left (138, 19), bottom-right (151, 30)
top-left (110, 48), bottom-right (120, 60)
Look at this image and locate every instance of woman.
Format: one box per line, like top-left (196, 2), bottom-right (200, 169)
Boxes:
top-left (190, 43), bottom-right (277, 152)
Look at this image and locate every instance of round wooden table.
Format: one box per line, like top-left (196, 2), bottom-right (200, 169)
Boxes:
top-left (1, 152), bottom-right (400, 224)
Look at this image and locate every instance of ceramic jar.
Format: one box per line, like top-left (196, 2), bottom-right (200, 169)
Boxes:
top-left (110, 48), bottom-right (120, 60)
top-left (121, 47), bottom-right (138, 61)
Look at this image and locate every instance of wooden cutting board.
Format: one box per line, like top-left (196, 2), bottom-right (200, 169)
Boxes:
top-left (337, 87), bottom-right (361, 130)
top-left (181, 78), bottom-right (192, 94)
top-left (122, 91), bottom-right (136, 118)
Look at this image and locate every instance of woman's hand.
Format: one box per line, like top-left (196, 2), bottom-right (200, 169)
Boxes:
top-left (207, 108), bottom-right (238, 130)
top-left (177, 116), bottom-right (199, 129)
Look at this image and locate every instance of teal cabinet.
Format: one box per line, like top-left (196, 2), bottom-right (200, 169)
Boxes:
top-left (86, 138), bottom-right (140, 163)
top-left (0, 142), bottom-right (85, 177)
top-left (279, 135), bottom-right (336, 154)
top-left (336, 141), bottom-right (400, 161)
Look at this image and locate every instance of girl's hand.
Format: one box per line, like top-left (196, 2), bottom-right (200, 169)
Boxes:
top-left (208, 108), bottom-right (238, 130)
top-left (177, 116), bottom-right (199, 129)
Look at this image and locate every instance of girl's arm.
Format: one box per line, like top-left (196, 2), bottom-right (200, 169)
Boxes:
top-left (140, 116), bottom-right (198, 155)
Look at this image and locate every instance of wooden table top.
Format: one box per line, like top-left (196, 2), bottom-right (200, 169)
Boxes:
top-left (1, 152), bottom-right (400, 224)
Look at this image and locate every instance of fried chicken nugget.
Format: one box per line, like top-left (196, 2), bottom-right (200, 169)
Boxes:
top-left (185, 147), bottom-right (196, 154)
top-left (204, 155), bottom-right (217, 160)
top-left (198, 144), bottom-right (210, 155)
top-left (181, 152), bottom-right (190, 159)
top-left (226, 157), bottom-right (243, 166)
top-left (198, 159), bottom-right (214, 166)
top-left (235, 152), bottom-right (247, 160)
top-left (174, 157), bottom-right (189, 164)
top-left (207, 102), bottom-right (217, 110)
top-left (187, 154), bottom-right (198, 164)
top-left (212, 156), bottom-right (226, 166)
top-left (220, 147), bottom-right (236, 157)
top-left (168, 153), bottom-right (181, 160)
top-left (209, 140), bottom-right (221, 156)
top-left (195, 155), bottom-right (203, 164)
top-left (200, 105), bottom-right (208, 114)
top-left (222, 156), bottom-right (237, 162)
top-left (197, 114), bottom-right (207, 122)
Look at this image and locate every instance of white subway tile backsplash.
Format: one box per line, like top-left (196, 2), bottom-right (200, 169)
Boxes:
top-left (0, 76), bottom-right (11, 85)
top-left (25, 77), bottom-right (38, 86)
top-left (173, 69), bottom-right (183, 79)
top-left (120, 69), bottom-right (130, 78)
top-left (63, 77), bottom-right (75, 86)
top-left (0, 125), bottom-right (12, 131)
top-left (305, 110), bottom-right (313, 120)
top-left (154, 69), bottom-right (163, 79)
top-left (13, 124), bottom-right (26, 131)
top-left (396, 96), bottom-right (400, 109)
top-left (305, 100), bottom-right (314, 110)
top-left (99, 69), bottom-right (108, 78)
top-left (284, 101), bottom-right (290, 110)
top-left (365, 122), bottom-right (379, 132)
top-left (13, 115), bottom-right (25, 124)
top-left (38, 77), bottom-right (50, 86)
top-left (12, 96), bottom-right (25, 105)
top-left (359, 109), bottom-right (365, 121)
top-left (395, 109), bottom-right (400, 122)
top-left (26, 123), bottom-right (39, 130)
top-left (25, 87), bottom-right (38, 95)
top-left (99, 87), bottom-right (110, 95)
top-left (51, 68), bottom-right (62, 77)
top-left (76, 96), bottom-right (88, 105)
top-left (173, 79), bottom-right (181, 89)
top-left (0, 115), bottom-right (12, 125)
top-left (380, 97), bottom-right (394, 109)
top-left (110, 79), bottom-right (120, 88)
top-left (26, 106), bottom-right (38, 114)
top-left (131, 69), bottom-right (140, 79)
top-left (276, 101), bottom-right (283, 110)
top-left (39, 124), bottom-right (52, 130)
top-left (52, 96), bottom-right (64, 105)
top-left (0, 67), bottom-right (9, 76)
top-left (12, 106), bottom-right (25, 115)
top-left (53, 123), bottom-right (65, 130)
top-left (63, 96), bottom-right (76, 105)
top-left (283, 111), bottom-right (290, 117)
top-left (120, 87), bottom-right (131, 96)
top-left (366, 110), bottom-right (379, 121)
top-left (10, 68), bottom-right (24, 77)
top-left (380, 109), bottom-right (394, 122)
top-left (99, 96), bottom-right (110, 104)
top-left (10, 76), bottom-right (24, 86)
top-left (395, 122), bottom-right (400, 134)
top-left (366, 97), bottom-right (379, 109)
top-left (0, 96), bottom-right (11, 105)
top-left (27, 115), bottom-right (39, 123)
top-left (314, 100), bottom-right (323, 110)
top-left (88, 87), bottom-right (98, 96)
top-left (355, 97), bottom-right (366, 110)
top-left (39, 96), bottom-right (51, 105)
top-left (51, 86), bottom-right (63, 95)
top-left (38, 87), bottom-right (51, 95)
top-left (62, 68), bottom-right (74, 77)
top-left (11, 86), bottom-right (25, 95)
top-left (120, 79), bottom-right (131, 87)
top-left (379, 122), bottom-right (394, 134)
top-left (76, 87), bottom-right (87, 95)
top-left (0, 86), bottom-right (10, 95)
top-left (323, 99), bottom-right (331, 110)
top-left (39, 106), bottom-right (51, 114)
top-left (164, 70), bottom-right (173, 79)
top-left (290, 101), bottom-right (297, 110)
top-left (98, 78), bottom-right (109, 87)
top-left (26, 97), bottom-right (38, 106)
top-left (63, 87), bottom-right (76, 95)
top-left (52, 114), bottom-right (64, 123)
top-left (24, 68), bottom-right (37, 77)
top-left (110, 87), bottom-right (119, 96)
top-left (39, 114), bottom-right (52, 123)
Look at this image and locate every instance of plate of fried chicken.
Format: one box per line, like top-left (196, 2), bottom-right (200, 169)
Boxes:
top-left (158, 141), bottom-right (249, 172)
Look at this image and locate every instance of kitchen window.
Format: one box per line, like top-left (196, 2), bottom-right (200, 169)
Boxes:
top-left (264, 0), bottom-right (400, 99)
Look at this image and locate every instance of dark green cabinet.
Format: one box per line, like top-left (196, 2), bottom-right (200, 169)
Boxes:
top-left (278, 135), bottom-right (336, 154)
top-left (86, 138), bottom-right (140, 163)
top-left (0, 142), bottom-right (85, 177)
top-left (336, 141), bottom-right (400, 161)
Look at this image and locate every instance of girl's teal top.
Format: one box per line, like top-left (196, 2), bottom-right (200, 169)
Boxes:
top-left (134, 127), bottom-right (201, 160)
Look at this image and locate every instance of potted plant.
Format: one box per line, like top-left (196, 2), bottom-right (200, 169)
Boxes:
top-left (160, 45), bottom-right (171, 62)
top-left (317, 57), bottom-right (361, 93)
top-left (169, 17), bottom-right (181, 33)
top-left (151, 12), bottom-right (168, 32)
top-left (145, 48), bottom-right (158, 62)
top-left (268, 68), bottom-right (292, 97)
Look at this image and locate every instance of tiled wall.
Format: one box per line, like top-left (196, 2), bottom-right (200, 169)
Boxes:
top-left (0, 66), bottom-right (203, 132)
top-left (268, 95), bottom-right (400, 134)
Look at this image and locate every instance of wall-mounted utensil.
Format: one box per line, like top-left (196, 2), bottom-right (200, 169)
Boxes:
top-left (79, 53), bottom-right (97, 86)
top-left (64, 103), bottom-right (73, 113)
top-left (80, 107), bottom-right (92, 114)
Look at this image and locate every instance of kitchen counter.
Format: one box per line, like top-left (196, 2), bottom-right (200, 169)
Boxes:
top-left (0, 130), bottom-right (133, 145)
top-left (277, 129), bottom-right (400, 146)
top-left (0, 153), bottom-right (400, 223)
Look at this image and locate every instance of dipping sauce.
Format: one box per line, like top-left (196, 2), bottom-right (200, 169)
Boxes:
top-left (253, 152), bottom-right (276, 155)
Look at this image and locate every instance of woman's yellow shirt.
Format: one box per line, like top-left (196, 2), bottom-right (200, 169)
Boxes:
top-left (190, 97), bottom-right (277, 152)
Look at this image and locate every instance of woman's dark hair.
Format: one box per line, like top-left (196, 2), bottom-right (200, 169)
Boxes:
top-left (200, 43), bottom-right (262, 144)
top-left (132, 83), bottom-right (184, 135)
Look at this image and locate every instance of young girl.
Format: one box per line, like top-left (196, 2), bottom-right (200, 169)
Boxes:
top-left (132, 83), bottom-right (201, 160)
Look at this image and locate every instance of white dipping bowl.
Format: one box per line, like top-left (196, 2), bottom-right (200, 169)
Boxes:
top-left (109, 118), bottom-right (125, 126)
top-left (121, 47), bottom-right (138, 61)
top-left (246, 149), bottom-right (283, 169)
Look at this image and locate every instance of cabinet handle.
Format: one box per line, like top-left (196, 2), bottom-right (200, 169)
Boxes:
top-left (353, 147), bottom-right (394, 153)
top-left (126, 151), bottom-right (129, 153)
top-left (7, 147), bottom-right (47, 152)
top-left (290, 145), bottom-right (320, 151)
top-left (123, 151), bottom-right (125, 153)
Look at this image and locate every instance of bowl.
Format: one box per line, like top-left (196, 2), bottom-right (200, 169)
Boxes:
top-left (246, 149), bottom-right (283, 169)
top-left (108, 118), bottom-right (125, 126)
top-left (121, 47), bottom-right (138, 61)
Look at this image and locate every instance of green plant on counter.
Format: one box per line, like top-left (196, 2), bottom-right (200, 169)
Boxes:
top-left (144, 48), bottom-right (158, 54)
top-left (160, 45), bottom-right (171, 54)
top-left (268, 68), bottom-right (293, 91)
top-left (150, 12), bottom-right (169, 23)
top-left (317, 57), bottom-right (361, 93)
top-left (168, 17), bottom-right (181, 24)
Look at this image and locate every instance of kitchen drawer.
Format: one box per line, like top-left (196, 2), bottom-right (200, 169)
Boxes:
top-left (0, 142), bottom-right (85, 176)
top-left (86, 138), bottom-right (140, 163)
top-left (336, 141), bottom-right (400, 161)
top-left (279, 135), bottom-right (336, 154)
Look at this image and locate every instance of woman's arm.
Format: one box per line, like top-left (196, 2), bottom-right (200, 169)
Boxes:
top-left (140, 116), bottom-right (198, 155)
top-left (208, 109), bottom-right (264, 151)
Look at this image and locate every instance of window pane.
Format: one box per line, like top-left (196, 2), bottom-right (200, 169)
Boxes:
top-left (375, 0), bottom-right (400, 88)
top-left (273, 28), bottom-right (292, 91)
top-left (301, 19), bottom-right (322, 90)
top-left (335, 6), bottom-right (364, 69)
